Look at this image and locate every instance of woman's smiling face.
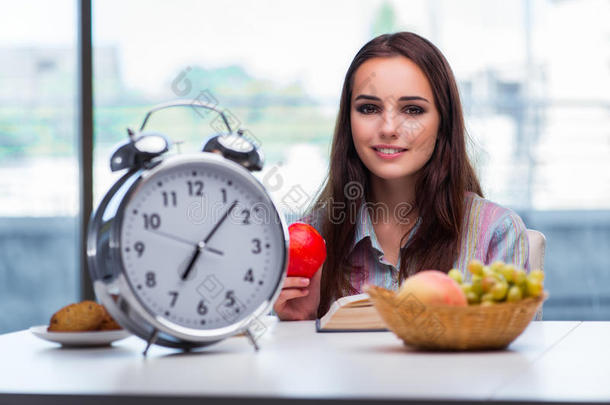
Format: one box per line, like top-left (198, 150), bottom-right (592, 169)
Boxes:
top-left (350, 56), bottom-right (440, 182)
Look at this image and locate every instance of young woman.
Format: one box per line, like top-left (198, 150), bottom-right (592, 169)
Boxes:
top-left (273, 32), bottom-right (530, 321)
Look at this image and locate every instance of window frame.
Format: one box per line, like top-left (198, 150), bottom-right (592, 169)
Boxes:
top-left (78, 0), bottom-right (94, 299)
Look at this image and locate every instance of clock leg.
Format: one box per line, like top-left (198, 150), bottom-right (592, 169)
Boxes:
top-left (244, 328), bottom-right (260, 352)
top-left (142, 329), bottom-right (159, 356)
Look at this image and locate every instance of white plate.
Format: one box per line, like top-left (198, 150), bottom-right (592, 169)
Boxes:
top-left (29, 325), bottom-right (131, 347)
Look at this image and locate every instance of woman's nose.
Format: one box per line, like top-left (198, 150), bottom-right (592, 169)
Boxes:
top-left (379, 108), bottom-right (400, 138)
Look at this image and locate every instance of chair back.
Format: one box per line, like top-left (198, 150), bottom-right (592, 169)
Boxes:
top-left (527, 229), bottom-right (546, 321)
top-left (527, 229), bottom-right (546, 271)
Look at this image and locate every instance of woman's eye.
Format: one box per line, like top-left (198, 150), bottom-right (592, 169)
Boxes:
top-left (403, 106), bottom-right (424, 115)
top-left (357, 104), bottom-right (379, 114)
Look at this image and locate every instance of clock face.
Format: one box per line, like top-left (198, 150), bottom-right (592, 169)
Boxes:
top-left (119, 157), bottom-right (286, 332)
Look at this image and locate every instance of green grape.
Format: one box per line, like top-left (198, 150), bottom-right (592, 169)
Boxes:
top-left (506, 285), bottom-right (523, 302)
top-left (529, 269), bottom-right (545, 282)
top-left (482, 266), bottom-right (493, 277)
top-left (466, 291), bottom-right (480, 305)
top-left (517, 281), bottom-right (527, 297)
top-left (513, 269), bottom-right (527, 285)
top-left (448, 268), bottom-right (463, 284)
top-left (467, 260), bottom-right (484, 276)
top-left (500, 264), bottom-right (516, 283)
top-left (481, 292), bottom-right (494, 303)
top-left (481, 275), bottom-right (497, 293)
top-left (461, 283), bottom-right (473, 294)
top-left (471, 275), bottom-right (483, 296)
top-left (491, 281), bottom-right (508, 301)
top-left (526, 278), bottom-right (543, 298)
top-left (491, 272), bottom-right (506, 283)
top-left (490, 260), bottom-right (505, 274)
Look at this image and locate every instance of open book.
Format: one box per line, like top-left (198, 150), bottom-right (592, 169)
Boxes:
top-left (315, 293), bottom-right (388, 332)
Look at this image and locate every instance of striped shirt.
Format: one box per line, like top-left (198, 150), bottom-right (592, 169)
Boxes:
top-left (297, 191), bottom-right (530, 293)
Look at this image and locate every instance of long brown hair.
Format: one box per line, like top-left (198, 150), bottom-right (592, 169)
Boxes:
top-left (309, 32), bottom-right (483, 317)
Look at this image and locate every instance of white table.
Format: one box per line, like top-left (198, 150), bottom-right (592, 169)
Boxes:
top-left (0, 319), bottom-right (607, 404)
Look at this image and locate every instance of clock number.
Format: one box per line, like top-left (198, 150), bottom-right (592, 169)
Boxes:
top-left (143, 213), bottom-right (161, 229)
top-left (225, 290), bottom-right (235, 307)
top-left (162, 191), bottom-right (177, 207)
top-left (168, 291), bottom-right (179, 307)
top-left (134, 241), bottom-right (145, 257)
top-left (251, 238), bottom-right (261, 254)
top-left (197, 300), bottom-right (208, 315)
top-left (221, 188), bottom-right (227, 203)
top-left (244, 268), bottom-right (254, 283)
top-left (145, 271), bottom-right (156, 287)
top-left (241, 209), bottom-right (250, 225)
top-left (187, 180), bottom-right (204, 196)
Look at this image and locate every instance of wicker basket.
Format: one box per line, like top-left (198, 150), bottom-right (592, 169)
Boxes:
top-left (365, 285), bottom-right (548, 351)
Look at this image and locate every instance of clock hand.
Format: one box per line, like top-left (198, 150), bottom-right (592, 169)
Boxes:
top-left (204, 246), bottom-right (224, 256)
top-left (150, 229), bottom-right (224, 255)
top-left (180, 200), bottom-right (238, 280)
top-left (202, 199), bottom-right (239, 244)
top-left (150, 229), bottom-right (193, 246)
top-left (181, 242), bottom-right (204, 281)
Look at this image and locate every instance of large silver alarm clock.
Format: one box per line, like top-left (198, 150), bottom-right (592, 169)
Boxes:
top-left (87, 100), bottom-right (288, 354)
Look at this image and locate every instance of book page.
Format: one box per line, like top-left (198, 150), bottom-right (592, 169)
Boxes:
top-left (318, 293), bottom-right (387, 331)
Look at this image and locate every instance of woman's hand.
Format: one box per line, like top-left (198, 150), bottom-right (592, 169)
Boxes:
top-left (273, 265), bottom-right (322, 321)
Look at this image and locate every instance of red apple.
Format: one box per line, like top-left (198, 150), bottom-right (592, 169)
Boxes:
top-left (287, 222), bottom-right (326, 278)
top-left (397, 270), bottom-right (467, 307)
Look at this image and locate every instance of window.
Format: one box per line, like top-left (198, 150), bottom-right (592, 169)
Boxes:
top-left (0, 1), bottom-right (79, 333)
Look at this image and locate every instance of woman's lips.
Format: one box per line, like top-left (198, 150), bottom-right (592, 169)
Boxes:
top-left (372, 147), bottom-right (407, 159)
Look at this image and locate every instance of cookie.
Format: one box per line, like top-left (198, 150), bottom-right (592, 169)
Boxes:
top-left (98, 306), bottom-right (122, 330)
top-left (47, 301), bottom-right (105, 332)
